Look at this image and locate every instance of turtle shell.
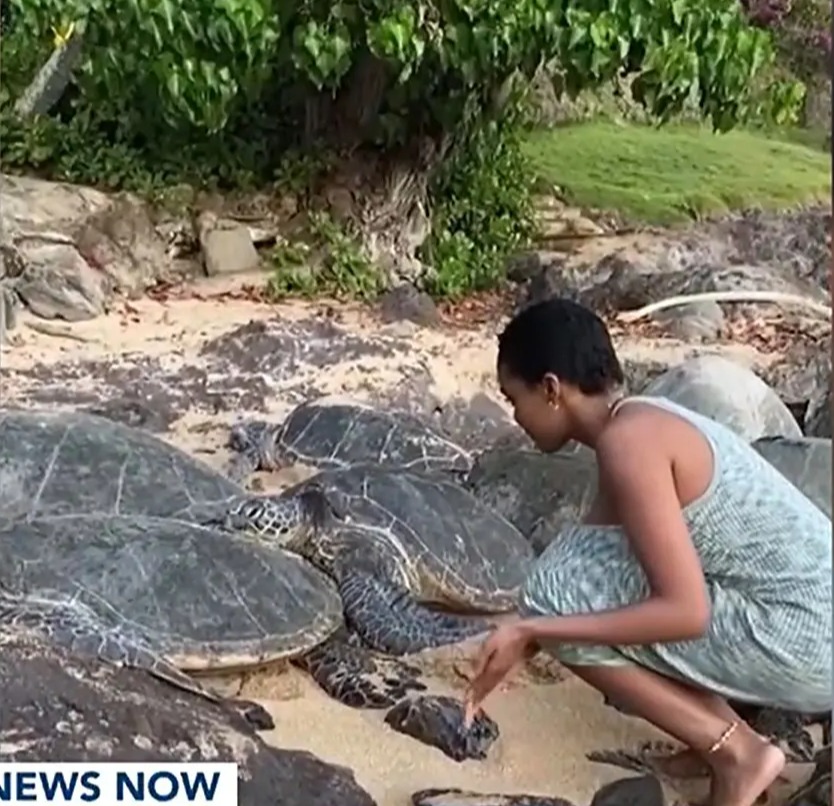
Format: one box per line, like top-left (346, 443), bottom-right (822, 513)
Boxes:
top-left (295, 466), bottom-right (535, 611)
top-left (277, 400), bottom-right (471, 472)
top-left (0, 408), bottom-right (239, 522)
top-left (0, 514), bottom-right (342, 671)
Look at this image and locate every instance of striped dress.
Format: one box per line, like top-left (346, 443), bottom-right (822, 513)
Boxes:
top-left (520, 396), bottom-right (832, 713)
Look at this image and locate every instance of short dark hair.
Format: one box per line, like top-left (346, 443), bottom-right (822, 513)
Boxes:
top-left (498, 298), bottom-right (623, 394)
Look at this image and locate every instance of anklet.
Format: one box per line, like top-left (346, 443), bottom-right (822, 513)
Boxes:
top-left (707, 720), bottom-right (739, 754)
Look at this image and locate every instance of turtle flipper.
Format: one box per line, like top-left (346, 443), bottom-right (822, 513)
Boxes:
top-left (295, 628), bottom-right (427, 708)
top-left (338, 570), bottom-right (489, 655)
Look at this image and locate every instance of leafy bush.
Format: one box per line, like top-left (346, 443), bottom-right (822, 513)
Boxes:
top-left (2, 0), bottom-right (805, 298)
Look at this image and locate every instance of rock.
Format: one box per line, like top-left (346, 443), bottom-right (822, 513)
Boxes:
top-left (13, 238), bottom-right (109, 320)
top-left (761, 344), bottom-right (831, 423)
top-left (428, 393), bottom-right (519, 451)
top-left (643, 355), bottom-right (802, 440)
top-left (379, 283), bottom-right (440, 327)
top-left (589, 776), bottom-right (665, 806)
top-left (620, 357), bottom-right (671, 395)
top-left (408, 776), bottom-right (664, 806)
top-left (0, 630), bottom-right (377, 806)
top-left (785, 747), bottom-right (831, 806)
top-left (384, 695), bottom-right (499, 762)
top-left (412, 790), bottom-right (575, 806)
top-left (199, 215), bottom-right (261, 276)
top-left (0, 281), bottom-right (19, 340)
top-left (1, 174), bottom-right (175, 300)
top-left (752, 436), bottom-right (832, 517)
top-left (465, 447), bottom-right (597, 544)
top-left (505, 251), bottom-right (562, 284)
top-left (651, 300), bottom-right (725, 341)
top-left (806, 384), bottom-right (831, 438)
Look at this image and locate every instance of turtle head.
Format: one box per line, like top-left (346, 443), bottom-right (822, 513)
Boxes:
top-left (227, 488), bottom-right (338, 557)
top-left (227, 419), bottom-right (283, 479)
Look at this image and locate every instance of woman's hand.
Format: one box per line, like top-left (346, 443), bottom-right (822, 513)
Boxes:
top-left (464, 621), bottom-right (535, 725)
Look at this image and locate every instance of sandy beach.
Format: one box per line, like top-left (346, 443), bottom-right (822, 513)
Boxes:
top-left (0, 276), bottom-right (814, 805)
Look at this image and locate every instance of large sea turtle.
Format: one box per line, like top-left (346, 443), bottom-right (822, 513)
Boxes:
top-left (752, 436), bottom-right (832, 518)
top-left (226, 398), bottom-right (471, 482)
top-left (0, 406), bottom-right (240, 522)
top-left (643, 355), bottom-right (802, 440)
top-left (208, 465), bottom-right (535, 655)
top-left (0, 629), bottom-right (376, 806)
top-left (0, 408), bottom-right (424, 710)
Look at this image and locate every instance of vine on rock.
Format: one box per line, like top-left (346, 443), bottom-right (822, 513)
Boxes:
top-left (2, 0), bottom-right (803, 297)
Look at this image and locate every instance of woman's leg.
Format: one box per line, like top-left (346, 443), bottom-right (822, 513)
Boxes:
top-left (565, 662), bottom-right (785, 806)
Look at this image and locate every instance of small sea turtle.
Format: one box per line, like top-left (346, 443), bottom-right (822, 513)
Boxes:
top-left (465, 445), bottom-right (597, 551)
top-left (0, 408), bottom-right (424, 710)
top-left (643, 355), bottom-right (802, 441)
top-left (226, 398), bottom-right (471, 482)
top-left (210, 465), bottom-right (535, 656)
top-left (384, 695), bottom-right (500, 762)
top-left (752, 436), bottom-right (832, 518)
top-left (0, 630), bottom-right (377, 806)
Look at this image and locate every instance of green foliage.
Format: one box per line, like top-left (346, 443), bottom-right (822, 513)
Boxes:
top-left (1, 0), bottom-right (809, 301)
top-left (523, 120), bottom-right (831, 224)
top-left (7, 0), bottom-right (800, 142)
top-left (268, 211), bottom-right (383, 300)
top-left (424, 114), bottom-right (535, 299)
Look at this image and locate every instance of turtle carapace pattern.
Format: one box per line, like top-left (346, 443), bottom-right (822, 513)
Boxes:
top-left (0, 408), bottom-right (434, 713)
top-left (226, 399), bottom-right (471, 482)
top-left (0, 407), bottom-right (240, 522)
top-left (0, 512), bottom-right (351, 728)
top-left (384, 695), bottom-right (500, 762)
top-left (0, 631), bottom-right (377, 806)
top-left (211, 466), bottom-right (534, 656)
top-left (0, 513), bottom-right (344, 671)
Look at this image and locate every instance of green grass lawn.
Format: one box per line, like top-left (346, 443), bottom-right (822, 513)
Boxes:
top-left (522, 121), bottom-right (831, 225)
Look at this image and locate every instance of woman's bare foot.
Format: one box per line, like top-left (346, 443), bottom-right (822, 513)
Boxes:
top-left (708, 729), bottom-right (786, 806)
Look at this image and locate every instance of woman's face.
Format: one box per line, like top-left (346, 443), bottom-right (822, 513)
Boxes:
top-left (498, 363), bottom-right (571, 452)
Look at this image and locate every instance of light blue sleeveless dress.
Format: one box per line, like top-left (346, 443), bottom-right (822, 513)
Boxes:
top-left (520, 396), bottom-right (832, 713)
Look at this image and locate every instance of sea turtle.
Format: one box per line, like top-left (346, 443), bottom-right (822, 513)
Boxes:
top-left (226, 398), bottom-right (471, 482)
top-left (752, 436), bottom-right (832, 518)
top-left (207, 465), bottom-right (535, 655)
top-left (384, 695), bottom-right (500, 762)
top-left (0, 407), bottom-right (425, 711)
top-left (464, 445), bottom-right (597, 551)
top-left (643, 355), bottom-right (802, 441)
top-left (0, 629), bottom-right (377, 806)
top-left (0, 406), bottom-right (240, 522)
top-left (0, 513), bottom-right (343, 727)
